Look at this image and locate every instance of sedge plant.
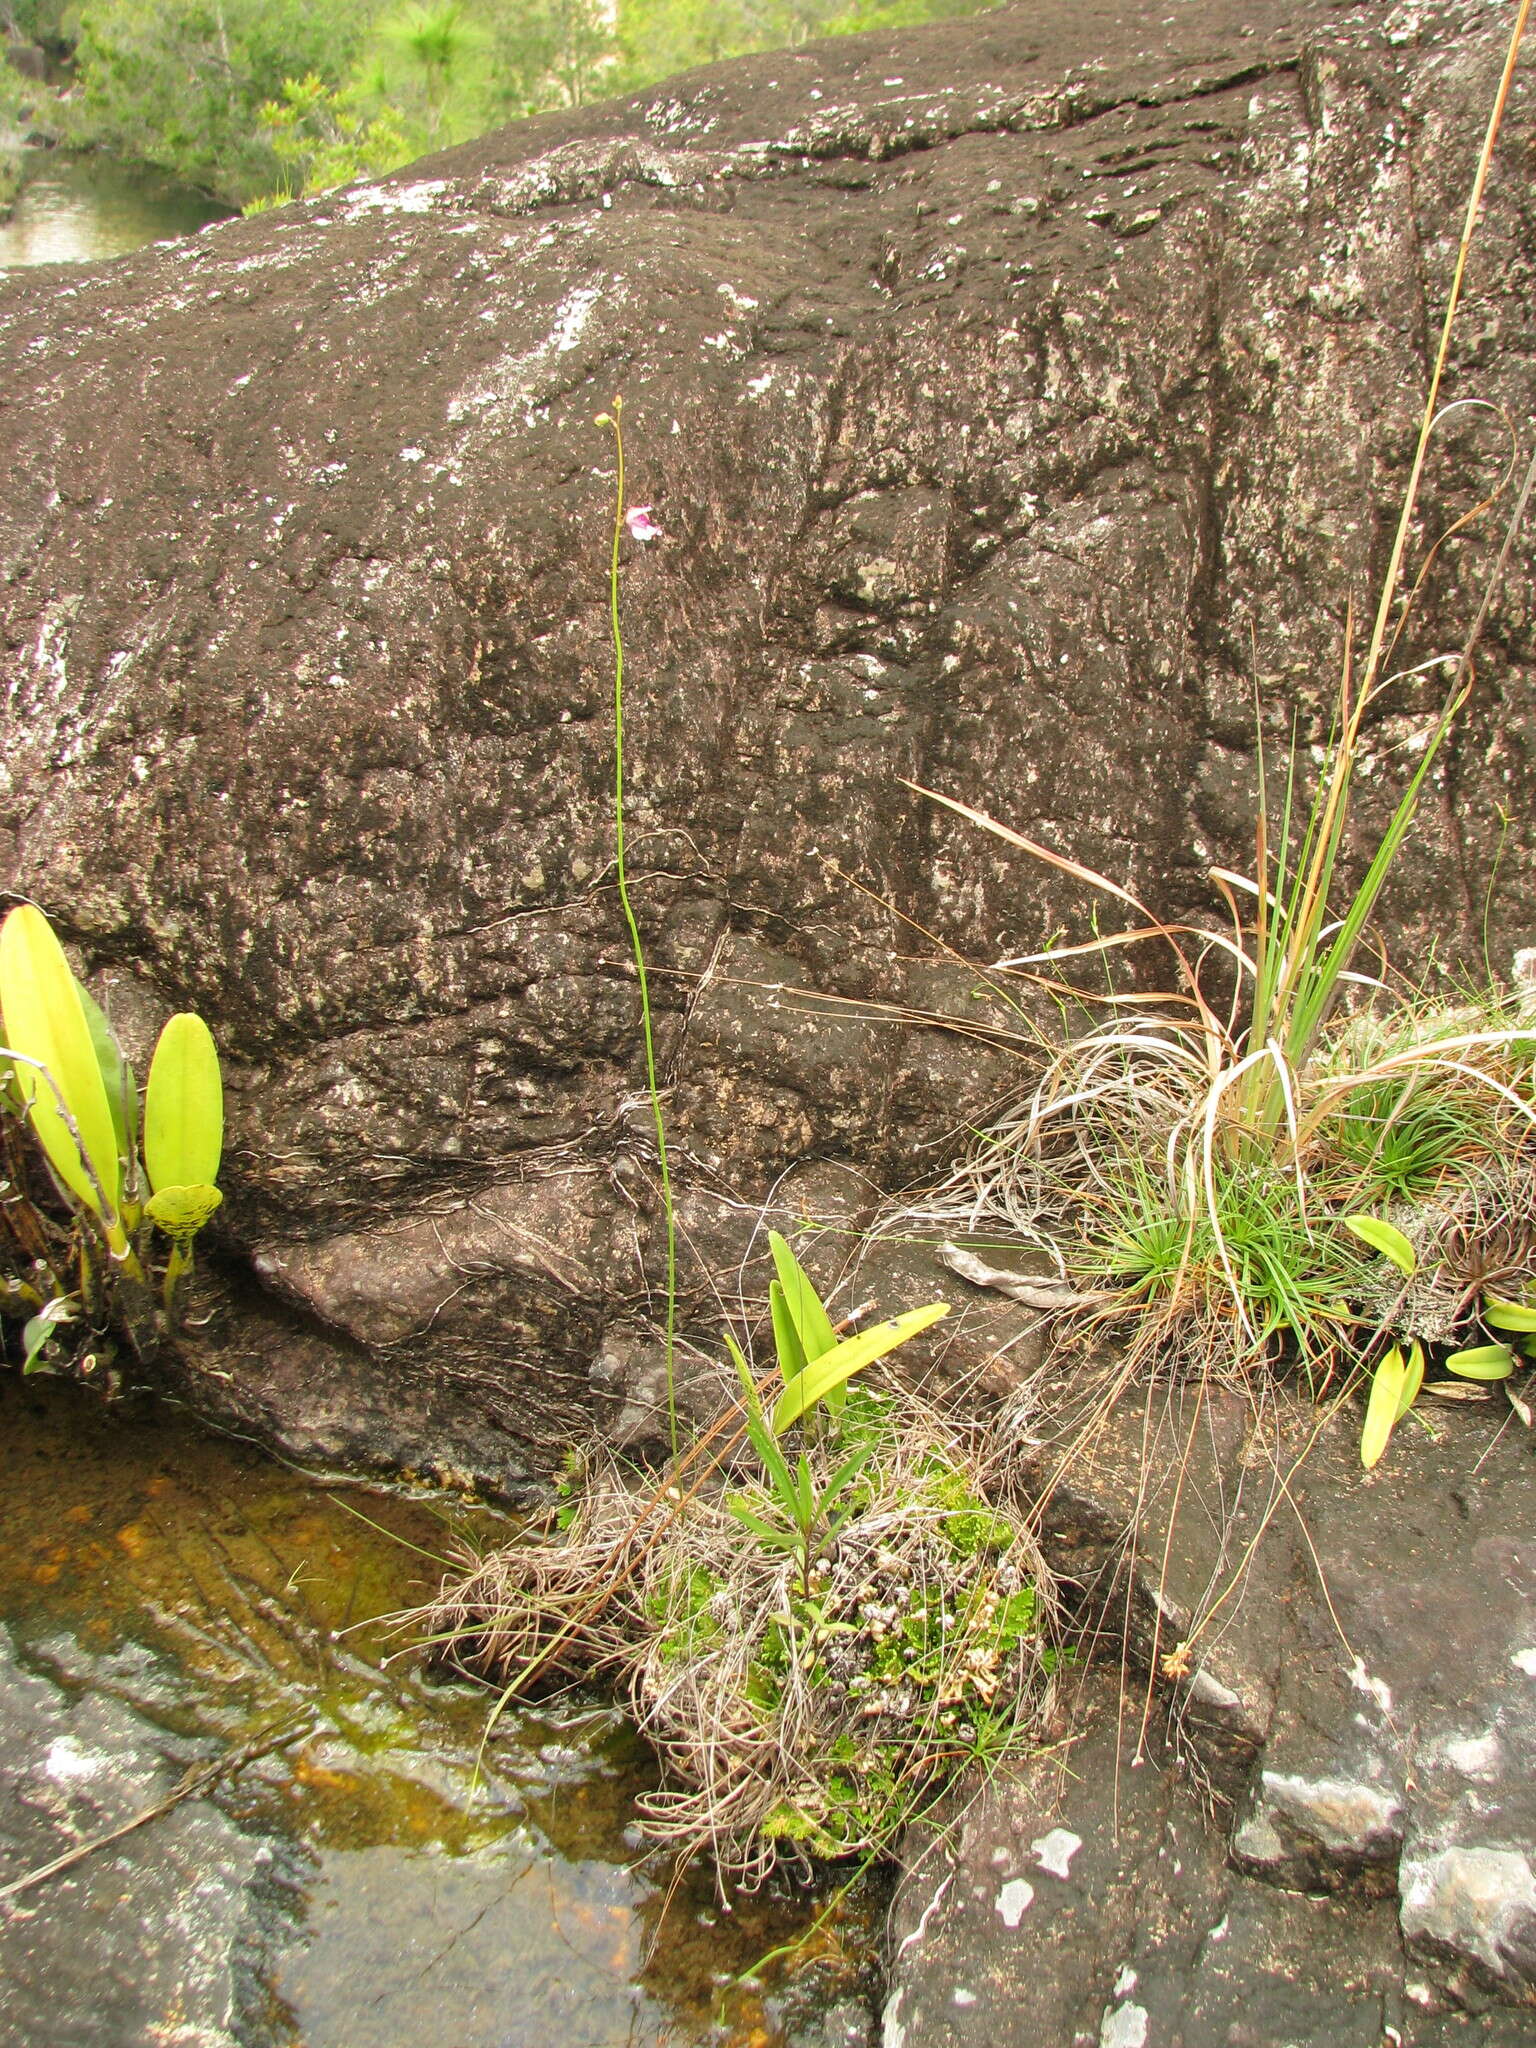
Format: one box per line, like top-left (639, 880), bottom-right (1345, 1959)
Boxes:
top-left (724, 1231), bottom-right (948, 1596)
top-left (907, 0), bottom-right (1536, 1462)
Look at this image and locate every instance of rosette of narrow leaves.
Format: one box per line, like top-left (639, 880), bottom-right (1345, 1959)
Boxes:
top-left (724, 1234), bottom-right (948, 1591)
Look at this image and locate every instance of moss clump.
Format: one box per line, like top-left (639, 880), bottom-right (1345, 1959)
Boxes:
top-left (431, 1402), bottom-right (1057, 1883)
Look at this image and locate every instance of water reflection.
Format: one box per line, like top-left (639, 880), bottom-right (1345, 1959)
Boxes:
top-left (0, 1377), bottom-right (866, 2046)
top-left (0, 150), bottom-right (229, 268)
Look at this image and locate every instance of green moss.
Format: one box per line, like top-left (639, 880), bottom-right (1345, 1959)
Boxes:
top-left (647, 1564), bottom-right (723, 1667)
top-left (918, 1461), bottom-right (1016, 1556)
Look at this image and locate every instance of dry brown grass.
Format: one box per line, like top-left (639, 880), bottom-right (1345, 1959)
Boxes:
top-left (428, 1399), bottom-right (1057, 1884)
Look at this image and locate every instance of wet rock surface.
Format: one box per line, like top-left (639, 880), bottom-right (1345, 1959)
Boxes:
top-left (885, 1384), bottom-right (1536, 2041)
top-left (0, 1623), bottom-right (288, 2048)
top-left (1, 0), bottom-right (1534, 1477)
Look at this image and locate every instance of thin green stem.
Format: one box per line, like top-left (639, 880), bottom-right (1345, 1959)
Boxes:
top-left (599, 398), bottom-right (678, 1459)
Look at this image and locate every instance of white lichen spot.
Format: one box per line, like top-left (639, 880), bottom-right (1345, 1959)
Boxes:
top-left (895, 1873), bottom-right (951, 1959)
top-left (1032, 1829), bottom-right (1082, 1880)
top-left (44, 1737), bottom-right (107, 1784)
top-left (1100, 2004), bottom-right (1149, 2048)
top-left (995, 1878), bottom-right (1035, 1928)
top-left (1444, 1729), bottom-right (1503, 1780)
top-left (1348, 1657), bottom-right (1393, 1713)
top-left (746, 371), bottom-right (775, 398)
top-left (549, 283), bottom-right (601, 353)
top-left (399, 447), bottom-right (426, 463)
top-left (341, 178), bottom-right (448, 216)
top-left (446, 284), bottom-right (604, 425)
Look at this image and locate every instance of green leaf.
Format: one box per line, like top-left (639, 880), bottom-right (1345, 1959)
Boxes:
top-left (1444, 1343), bottom-right (1516, 1382)
top-left (0, 906), bottom-right (123, 1229)
top-left (725, 1502), bottom-right (800, 1553)
top-left (1361, 1347), bottom-right (1407, 1469)
top-left (771, 1302), bottom-right (949, 1435)
top-left (1396, 1339), bottom-right (1425, 1422)
top-left (769, 1232), bottom-right (839, 1361)
top-left (144, 1183), bottom-right (223, 1243)
top-left (70, 975), bottom-right (135, 1171)
top-left (769, 1230), bottom-right (843, 1413)
top-left (21, 1296), bottom-right (76, 1375)
top-left (822, 1439), bottom-right (879, 1504)
top-left (769, 1279), bottom-right (807, 1386)
top-left (1342, 1215), bottom-right (1417, 1276)
top-left (725, 1334), bottom-right (798, 1504)
top-left (143, 1014), bottom-right (223, 1196)
top-left (1482, 1297), bottom-right (1536, 1333)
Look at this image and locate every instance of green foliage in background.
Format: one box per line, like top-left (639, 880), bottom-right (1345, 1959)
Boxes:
top-left (38, 0), bottom-right (1001, 206)
top-left (69, 0), bottom-right (374, 202)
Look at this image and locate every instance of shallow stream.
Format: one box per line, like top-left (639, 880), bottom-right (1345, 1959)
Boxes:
top-left (0, 149), bottom-right (229, 269)
top-left (0, 1377), bottom-right (871, 2045)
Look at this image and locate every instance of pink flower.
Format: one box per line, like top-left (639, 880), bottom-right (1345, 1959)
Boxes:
top-left (625, 505), bottom-right (663, 542)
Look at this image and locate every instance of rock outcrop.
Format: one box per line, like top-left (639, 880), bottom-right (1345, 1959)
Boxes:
top-left (885, 1378), bottom-right (1536, 2042)
top-left (2, 0), bottom-right (1533, 1476)
top-left (4, 1), bottom-right (1536, 2038)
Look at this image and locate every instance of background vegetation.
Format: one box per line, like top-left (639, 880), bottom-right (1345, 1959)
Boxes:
top-left (0, 0), bottom-right (1004, 208)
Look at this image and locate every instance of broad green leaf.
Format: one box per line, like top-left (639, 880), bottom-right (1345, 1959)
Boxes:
top-left (769, 1279), bottom-right (807, 1386)
top-left (1361, 1347), bottom-right (1407, 1469)
top-left (771, 1302), bottom-right (949, 1435)
top-left (1444, 1343), bottom-right (1516, 1382)
top-left (21, 1295), bottom-right (76, 1375)
top-left (144, 1183), bottom-right (223, 1243)
top-left (1482, 1297), bottom-right (1536, 1333)
top-left (1342, 1215), bottom-right (1417, 1276)
top-left (768, 1232), bottom-right (839, 1362)
top-left (70, 975), bottom-right (133, 1171)
top-left (143, 1014), bottom-right (223, 1195)
top-left (0, 906), bottom-right (122, 1226)
top-left (1396, 1339), bottom-right (1426, 1422)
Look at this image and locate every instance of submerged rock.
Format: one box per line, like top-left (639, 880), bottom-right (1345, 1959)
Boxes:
top-left (0, 0), bottom-right (1533, 1478)
top-left (0, 1625), bottom-right (290, 2047)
